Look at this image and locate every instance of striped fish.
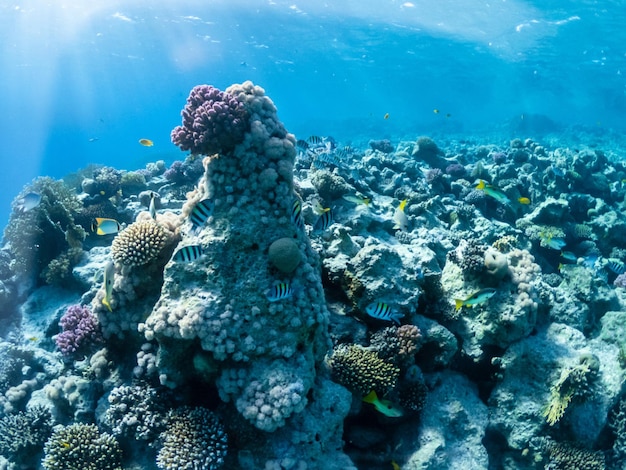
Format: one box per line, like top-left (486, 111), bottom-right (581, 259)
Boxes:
top-left (307, 135), bottom-right (323, 145)
top-left (313, 209), bottom-right (333, 231)
top-left (266, 283), bottom-right (293, 302)
top-left (365, 302), bottom-right (404, 325)
top-left (173, 245), bottom-right (203, 262)
top-left (291, 199), bottom-right (304, 229)
top-left (607, 259), bottom-right (626, 275)
top-left (189, 199), bottom-right (214, 228)
top-left (296, 139), bottom-right (310, 150)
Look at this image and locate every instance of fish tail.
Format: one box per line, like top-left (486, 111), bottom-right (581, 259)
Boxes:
top-left (399, 199), bottom-right (408, 211)
top-left (455, 299), bottom-right (463, 311)
top-left (476, 180), bottom-right (486, 190)
top-left (362, 390), bottom-right (377, 404)
top-left (102, 298), bottom-right (112, 312)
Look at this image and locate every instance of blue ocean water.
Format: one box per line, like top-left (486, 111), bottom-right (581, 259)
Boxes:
top-left (1, 0), bottom-right (625, 229)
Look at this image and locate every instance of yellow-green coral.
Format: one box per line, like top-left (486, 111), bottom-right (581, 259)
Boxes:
top-left (326, 344), bottom-right (400, 395)
top-left (111, 220), bottom-right (171, 267)
top-left (543, 354), bottom-right (599, 426)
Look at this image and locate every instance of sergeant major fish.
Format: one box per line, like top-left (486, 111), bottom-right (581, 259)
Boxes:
top-left (291, 199), bottom-right (304, 229)
top-left (189, 199), bottom-right (214, 229)
top-left (266, 283), bottom-right (293, 302)
top-left (173, 245), bottom-right (203, 262)
top-left (313, 209), bottom-right (333, 231)
top-left (365, 302), bottom-right (404, 325)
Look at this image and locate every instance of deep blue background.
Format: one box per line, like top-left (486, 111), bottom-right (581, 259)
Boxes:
top-left (1, 0), bottom-right (625, 229)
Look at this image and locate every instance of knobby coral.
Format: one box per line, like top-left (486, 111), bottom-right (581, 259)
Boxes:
top-left (55, 304), bottom-right (103, 357)
top-left (171, 84), bottom-right (249, 155)
top-left (42, 423), bottom-right (122, 470)
top-left (326, 343), bottom-right (400, 395)
top-left (111, 220), bottom-right (173, 267)
top-left (156, 407), bottom-right (228, 470)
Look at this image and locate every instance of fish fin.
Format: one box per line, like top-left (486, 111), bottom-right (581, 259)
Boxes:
top-left (476, 180), bottom-right (485, 190)
top-left (455, 299), bottom-right (463, 310)
top-left (102, 298), bottom-right (112, 312)
top-left (362, 390), bottom-right (377, 404)
top-left (399, 199), bottom-right (408, 211)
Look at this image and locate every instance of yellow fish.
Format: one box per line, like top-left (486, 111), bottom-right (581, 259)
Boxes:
top-left (384, 113), bottom-right (390, 120)
top-left (433, 109), bottom-right (440, 114)
top-left (91, 218), bottom-right (121, 235)
top-left (362, 390), bottom-right (404, 417)
top-left (139, 138), bottom-right (154, 147)
top-left (102, 261), bottom-right (115, 312)
top-left (455, 288), bottom-right (497, 311)
top-left (518, 197), bottom-right (531, 205)
top-left (391, 461), bottom-right (400, 470)
top-left (312, 198), bottom-right (331, 215)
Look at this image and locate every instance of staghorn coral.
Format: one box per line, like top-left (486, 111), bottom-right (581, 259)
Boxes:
top-left (171, 84), bottom-right (249, 155)
top-left (156, 407), bottom-right (227, 470)
top-left (326, 343), bottom-right (399, 395)
top-left (0, 406), bottom-right (52, 466)
top-left (42, 423), bottom-right (122, 470)
top-left (111, 220), bottom-right (173, 267)
top-left (55, 304), bottom-right (103, 357)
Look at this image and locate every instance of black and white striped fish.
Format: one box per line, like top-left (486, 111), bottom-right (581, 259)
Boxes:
top-left (173, 245), bottom-right (203, 262)
top-left (313, 209), bottom-right (333, 231)
top-left (291, 199), bottom-right (304, 229)
top-left (365, 302), bottom-right (404, 325)
top-left (266, 283), bottom-right (293, 302)
top-left (607, 259), bottom-right (626, 274)
top-left (189, 199), bottom-right (214, 228)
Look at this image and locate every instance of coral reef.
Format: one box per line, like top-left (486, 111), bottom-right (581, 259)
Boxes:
top-left (42, 423), bottom-right (122, 470)
top-left (0, 406), bottom-right (52, 467)
top-left (156, 407), bottom-right (227, 470)
top-left (55, 304), bottom-right (103, 357)
top-left (170, 84), bottom-right (249, 155)
top-left (111, 220), bottom-right (176, 267)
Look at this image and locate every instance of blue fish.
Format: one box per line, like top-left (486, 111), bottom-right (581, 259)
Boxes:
top-left (190, 199), bottom-right (214, 228)
top-left (173, 245), bottom-right (203, 262)
top-left (365, 302), bottom-right (404, 325)
top-left (266, 283), bottom-right (293, 302)
top-left (291, 199), bottom-right (304, 229)
top-left (313, 210), bottom-right (333, 231)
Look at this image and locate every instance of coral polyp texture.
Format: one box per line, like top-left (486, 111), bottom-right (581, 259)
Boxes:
top-left (156, 407), bottom-right (227, 470)
top-left (42, 423), bottom-right (122, 470)
top-left (55, 304), bottom-right (103, 357)
top-left (170, 84), bottom-right (249, 155)
top-left (111, 220), bottom-right (173, 267)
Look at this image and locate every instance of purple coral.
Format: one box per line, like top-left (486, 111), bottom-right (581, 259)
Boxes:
top-left (171, 85), bottom-right (249, 155)
top-left (614, 273), bottom-right (626, 289)
top-left (55, 304), bottom-right (103, 357)
top-left (445, 163), bottom-right (467, 179)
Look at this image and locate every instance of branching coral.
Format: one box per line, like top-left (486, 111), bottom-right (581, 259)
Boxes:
top-left (156, 407), bottom-right (228, 470)
top-left (42, 423), bottom-right (122, 470)
top-left (0, 406), bottom-right (52, 465)
top-left (326, 343), bottom-right (400, 395)
top-left (369, 325), bottom-right (421, 367)
top-left (55, 304), bottom-right (103, 357)
top-left (171, 84), bottom-right (249, 155)
top-left (543, 354), bottom-right (599, 426)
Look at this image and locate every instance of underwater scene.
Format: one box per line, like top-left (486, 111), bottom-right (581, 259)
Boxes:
top-left (2, 1), bottom-right (626, 469)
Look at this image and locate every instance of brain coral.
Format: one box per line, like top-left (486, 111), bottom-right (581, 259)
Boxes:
top-left (156, 407), bottom-right (228, 470)
top-left (171, 84), bottom-right (249, 155)
top-left (326, 343), bottom-right (400, 395)
top-left (42, 423), bottom-right (122, 470)
top-left (111, 220), bottom-right (171, 267)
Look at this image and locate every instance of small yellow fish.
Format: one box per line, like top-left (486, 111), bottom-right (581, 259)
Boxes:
top-left (391, 461), bottom-right (400, 470)
top-left (362, 390), bottom-right (404, 417)
top-left (384, 113), bottom-right (390, 120)
top-left (518, 197), bottom-right (531, 205)
top-left (312, 198), bottom-right (331, 215)
top-left (102, 260), bottom-right (115, 312)
top-left (91, 218), bottom-right (121, 236)
top-left (393, 199), bottom-right (409, 231)
top-left (398, 199), bottom-right (408, 211)
top-left (433, 109), bottom-right (440, 114)
top-left (139, 138), bottom-right (154, 147)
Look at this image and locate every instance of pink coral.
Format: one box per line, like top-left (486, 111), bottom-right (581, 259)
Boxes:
top-left (55, 304), bottom-right (103, 357)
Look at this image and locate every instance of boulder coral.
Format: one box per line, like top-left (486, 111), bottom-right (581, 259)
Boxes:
top-left (141, 81), bottom-right (347, 463)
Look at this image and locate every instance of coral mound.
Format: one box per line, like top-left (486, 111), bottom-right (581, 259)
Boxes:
top-left (111, 220), bottom-right (171, 267)
top-left (171, 84), bottom-right (249, 155)
top-left (156, 407), bottom-right (227, 470)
